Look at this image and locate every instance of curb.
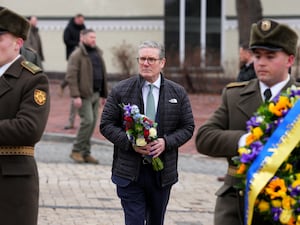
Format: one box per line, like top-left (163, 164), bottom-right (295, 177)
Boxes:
top-left (41, 132), bottom-right (113, 147)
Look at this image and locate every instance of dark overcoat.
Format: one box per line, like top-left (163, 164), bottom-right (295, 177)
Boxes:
top-left (0, 56), bottom-right (50, 225)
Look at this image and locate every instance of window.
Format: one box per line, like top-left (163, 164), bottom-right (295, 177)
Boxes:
top-left (164, 0), bottom-right (221, 68)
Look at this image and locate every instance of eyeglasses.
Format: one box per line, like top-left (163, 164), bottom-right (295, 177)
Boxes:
top-left (137, 57), bottom-right (161, 65)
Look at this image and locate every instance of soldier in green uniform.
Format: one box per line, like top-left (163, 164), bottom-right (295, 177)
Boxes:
top-left (196, 19), bottom-right (298, 225)
top-left (0, 7), bottom-right (50, 225)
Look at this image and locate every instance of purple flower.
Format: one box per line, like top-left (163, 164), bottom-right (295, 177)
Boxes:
top-left (290, 88), bottom-right (300, 97)
top-left (290, 185), bottom-right (300, 197)
top-left (240, 141), bottom-right (263, 163)
top-left (246, 116), bottom-right (262, 131)
top-left (271, 207), bottom-right (281, 221)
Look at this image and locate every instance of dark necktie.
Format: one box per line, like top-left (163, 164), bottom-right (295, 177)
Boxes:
top-left (264, 88), bottom-right (272, 101)
top-left (146, 84), bottom-right (155, 120)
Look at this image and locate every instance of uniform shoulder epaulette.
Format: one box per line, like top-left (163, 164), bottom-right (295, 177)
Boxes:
top-left (21, 60), bottom-right (42, 75)
top-left (226, 81), bottom-right (249, 88)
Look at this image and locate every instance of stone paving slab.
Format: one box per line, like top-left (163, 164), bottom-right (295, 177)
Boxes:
top-left (35, 138), bottom-right (227, 225)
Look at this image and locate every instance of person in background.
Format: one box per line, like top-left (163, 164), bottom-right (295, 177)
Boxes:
top-left (236, 42), bottom-right (256, 82)
top-left (60, 14), bottom-right (86, 129)
top-left (63, 14), bottom-right (86, 60)
top-left (195, 19), bottom-right (298, 225)
top-left (20, 46), bottom-right (43, 68)
top-left (100, 40), bottom-right (195, 225)
top-left (0, 7), bottom-right (50, 225)
top-left (24, 15), bottom-right (44, 67)
top-left (66, 29), bottom-right (108, 164)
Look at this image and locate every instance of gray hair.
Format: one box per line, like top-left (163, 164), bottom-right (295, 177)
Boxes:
top-left (138, 40), bottom-right (165, 59)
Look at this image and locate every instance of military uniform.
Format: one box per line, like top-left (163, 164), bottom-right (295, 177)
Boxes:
top-left (196, 19), bottom-right (299, 225)
top-left (0, 57), bottom-right (50, 225)
top-left (197, 79), bottom-right (298, 225)
top-left (0, 7), bottom-right (50, 225)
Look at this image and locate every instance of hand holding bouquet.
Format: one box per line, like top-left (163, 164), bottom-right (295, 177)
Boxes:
top-left (120, 103), bottom-right (164, 171)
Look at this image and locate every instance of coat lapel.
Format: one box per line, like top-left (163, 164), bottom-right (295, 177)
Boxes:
top-left (0, 76), bottom-right (12, 97)
top-left (237, 80), bottom-right (262, 118)
top-left (0, 57), bottom-right (24, 97)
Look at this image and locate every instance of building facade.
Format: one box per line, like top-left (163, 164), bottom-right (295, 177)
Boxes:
top-left (2, 0), bottom-right (300, 80)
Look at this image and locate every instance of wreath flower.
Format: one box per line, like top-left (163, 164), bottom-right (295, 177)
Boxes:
top-left (120, 103), bottom-right (164, 171)
top-left (234, 85), bottom-right (300, 225)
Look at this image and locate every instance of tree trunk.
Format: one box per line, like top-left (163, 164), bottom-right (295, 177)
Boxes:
top-left (236, 0), bottom-right (263, 46)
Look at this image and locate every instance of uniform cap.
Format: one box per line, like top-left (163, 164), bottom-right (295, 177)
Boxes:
top-left (0, 7), bottom-right (30, 40)
top-left (249, 19), bottom-right (298, 55)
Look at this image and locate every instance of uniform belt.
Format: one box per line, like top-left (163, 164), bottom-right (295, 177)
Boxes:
top-left (227, 165), bottom-right (238, 176)
top-left (0, 146), bottom-right (34, 156)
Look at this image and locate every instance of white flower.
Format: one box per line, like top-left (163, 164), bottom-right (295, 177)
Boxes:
top-left (149, 127), bottom-right (157, 138)
top-left (136, 138), bottom-right (147, 147)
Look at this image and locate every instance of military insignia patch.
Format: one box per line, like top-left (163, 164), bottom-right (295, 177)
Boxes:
top-left (34, 89), bottom-right (47, 105)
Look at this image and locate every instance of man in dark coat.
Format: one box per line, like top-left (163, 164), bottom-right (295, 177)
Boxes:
top-left (0, 7), bottom-right (50, 225)
top-left (195, 19), bottom-right (298, 225)
top-left (60, 14), bottom-right (86, 129)
top-left (237, 43), bottom-right (256, 82)
top-left (63, 13), bottom-right (86, 60)
top-left (100, 40), bottom-right (194, 225)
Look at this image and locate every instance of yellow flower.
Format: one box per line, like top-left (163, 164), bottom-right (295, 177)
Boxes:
top-left (279, 209), bottom-right (293, 224)
top-left (269, 96), bottom-right (292, 117)
top-left (282, 195), bottom-right (294, 210)
top-left (236, 163), bottom-right (246, 175)
top-left (265, 177), bottom-right (287, 199)
top-left (252, 127), bottom-right (263, 140)
top-left (257, 200), bottom-right (270, 213)
top-left (136, 138), bottom-right (147, 147)
top-left (296, 215), bottom-right (300, 225)
top-left (245, 127), bottom-right (263, 146)
top-left (284, 163), bottom-right (293, 173)
top-left (271, 199), bottom-right (282, 208)
top-left (292, 179), bottom-right (300, 189)
top-left (238, 147), bottom-right (248, 155)
top-left (246, 134), bottom-right (255, 146)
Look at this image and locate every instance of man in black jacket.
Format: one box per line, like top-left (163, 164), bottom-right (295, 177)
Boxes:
top-left (63, 14), bottom-right (86, 60)
top-left (100, 40), bottom-right (194, 225)
top-left (60, 14), bottom-right (86, 129)
top-left (236, 42), bottom-right (256, 82)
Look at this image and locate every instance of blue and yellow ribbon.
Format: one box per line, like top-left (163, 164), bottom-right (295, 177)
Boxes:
top-left (245, 100), bottom-right (300, 225)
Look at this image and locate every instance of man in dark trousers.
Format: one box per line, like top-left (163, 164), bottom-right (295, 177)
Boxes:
top-left (100, 40), bottom-right (194, 225)
top-left (0, 7), bottom-right (50, 225)
top-left (196, 19), bottom-right (298, 225)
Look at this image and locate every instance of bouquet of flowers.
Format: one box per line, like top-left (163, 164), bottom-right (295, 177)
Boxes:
top-left (120, 103), bottom-right (164, 171)
top-left (234, 85), bottom-right (300, 225)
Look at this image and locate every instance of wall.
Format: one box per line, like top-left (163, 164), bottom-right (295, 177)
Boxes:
top-left (1, 1), bottom-right (164, 74)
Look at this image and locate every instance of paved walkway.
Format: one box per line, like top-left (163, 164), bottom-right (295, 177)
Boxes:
top-left (36, 80), bottom-right (227, 225)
